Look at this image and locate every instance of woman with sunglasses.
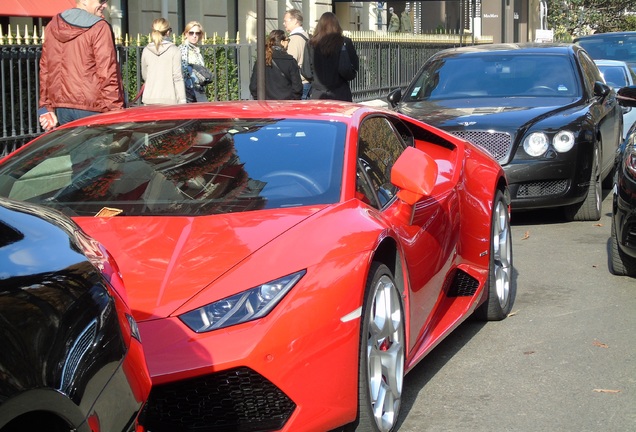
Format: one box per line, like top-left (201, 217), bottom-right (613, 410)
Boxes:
top-left (179, 21), bottom-right (209, 102)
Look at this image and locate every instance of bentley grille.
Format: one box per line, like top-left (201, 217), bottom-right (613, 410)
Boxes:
top-left (450, 130), bottom-right (512, 163)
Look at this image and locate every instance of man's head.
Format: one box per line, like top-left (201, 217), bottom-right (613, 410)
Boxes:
top-left (283, 9), bottom-right (303, 33)
top-left (76, 0), bottom-right (108, 18)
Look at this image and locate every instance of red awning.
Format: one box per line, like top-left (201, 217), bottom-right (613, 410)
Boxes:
top-left (0, 0), bottom-right (76, 18)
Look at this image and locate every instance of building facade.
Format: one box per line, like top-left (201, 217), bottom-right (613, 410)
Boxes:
top-left (1, 1), bottom-right (544, 45)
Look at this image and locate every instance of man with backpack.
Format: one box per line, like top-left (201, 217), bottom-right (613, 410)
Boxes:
top-left (283, 9), bottom-right (311, 99)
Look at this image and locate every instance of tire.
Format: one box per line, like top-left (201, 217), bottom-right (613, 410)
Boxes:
top-left (609, 217), bottom-right (636, 276)
top-left (355, 263), bottom-right (405, 432)
top-left (564, 143), bottom-right (602, 221)
top-left (475, 189), bottom-right (516, 321)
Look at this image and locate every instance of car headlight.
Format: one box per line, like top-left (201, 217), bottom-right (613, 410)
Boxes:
top-left (179, 270), bottom-right (306, 333)
top-left (523, 132), bottom-right (549, 156)
top-left (553, 130), bottom-right (575, 153)
top-left (625, 145), bottom-right (636, 179)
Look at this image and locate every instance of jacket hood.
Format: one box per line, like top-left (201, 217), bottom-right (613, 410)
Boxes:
top-left (73, 208), bottom-right (322, 321)
top-left (146, 40), bottom-right (174, 56)
top-left (50, 9), bottom-right (103, 43)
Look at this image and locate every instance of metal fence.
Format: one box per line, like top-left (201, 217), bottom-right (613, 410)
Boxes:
top-left (1, 28), bottom-right (491, 155)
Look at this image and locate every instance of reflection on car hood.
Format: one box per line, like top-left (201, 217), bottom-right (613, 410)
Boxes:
top-left (399, 99), bottom-right (577, 128)
top-left (73, 207), bottom-right (322, 321)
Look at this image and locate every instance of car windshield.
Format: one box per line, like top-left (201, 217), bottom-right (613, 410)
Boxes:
top-left (576, 34), bottom-right (636, 70)
top-left (0, 119), bottom-right (346, 217)
top-left (404, 53), bottom-right (580, 101)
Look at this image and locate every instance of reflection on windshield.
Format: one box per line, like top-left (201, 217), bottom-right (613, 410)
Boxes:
top-left (406, 54), bottom-right (580, 100)
top-left (0, 119), bottom-right (346, 216)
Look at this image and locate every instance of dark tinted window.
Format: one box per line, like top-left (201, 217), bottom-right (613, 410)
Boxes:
top-left (0, 119), bottom-right (346, 216)
top-left (356, 117), bottom-right (407, 208)
top-left (404, 53), bottom-right (580, 100)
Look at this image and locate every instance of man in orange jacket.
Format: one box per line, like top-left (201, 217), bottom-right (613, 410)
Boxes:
top-left (39, 0), bottom-right (124, 130)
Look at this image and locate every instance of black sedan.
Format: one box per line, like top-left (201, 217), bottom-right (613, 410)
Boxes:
top-left (388, 43), bottom-right (622, 221)
top-left (0, 198), bottom-right (151, 431)
top-left (611, 86), bottom-right (636, 276)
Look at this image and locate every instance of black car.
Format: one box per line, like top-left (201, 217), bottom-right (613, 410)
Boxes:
top-left (574, 31), bottom-right (636, 73)
top-left (611, 86), bottom-right (636, 276)
top-left (0, 198), bottom-right (151, 431)
top-left (388, 43), bottom-right (622, 221)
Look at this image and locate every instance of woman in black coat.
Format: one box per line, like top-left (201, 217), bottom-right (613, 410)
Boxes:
top-left (250, 30), bottom-right (303, 100)
top-left (301, 12), bottom-right (359, 102)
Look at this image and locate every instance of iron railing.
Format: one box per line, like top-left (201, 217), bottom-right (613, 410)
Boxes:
top-left (1, 27), bottom-right (492, 155)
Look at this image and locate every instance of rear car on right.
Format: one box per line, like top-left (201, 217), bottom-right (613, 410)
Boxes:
top-left (574, 31), bottom-right (636, 72)
top-left (611, 86), bottom-right (636, 276)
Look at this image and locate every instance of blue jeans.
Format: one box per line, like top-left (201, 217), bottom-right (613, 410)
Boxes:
top-left (302, 83), bottom-right (311, 100)
top-left (56, 108), bottom-right (100, 125)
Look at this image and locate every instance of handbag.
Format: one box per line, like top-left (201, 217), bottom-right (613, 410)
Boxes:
top-left (190, 64), bottom-right (214, 86)
top-left (338, 42), bottom-right (357, 81)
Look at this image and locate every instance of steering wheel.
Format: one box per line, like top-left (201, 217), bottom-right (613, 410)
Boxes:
top-left (262, 171), bottom-right (324, 195)
top-left (527, 85), bottom-right (557, 94)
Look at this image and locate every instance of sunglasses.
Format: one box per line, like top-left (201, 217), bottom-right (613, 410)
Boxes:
top-left (188, 31), bottom-right (202, 36)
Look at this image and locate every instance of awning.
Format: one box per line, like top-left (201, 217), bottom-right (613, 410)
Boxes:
top-left (0, 0), bottom-right (75, 18)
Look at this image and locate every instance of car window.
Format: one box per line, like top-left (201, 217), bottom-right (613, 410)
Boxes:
top-left (356, 117), bottom-right (407, 209)
top-left (404, 53), bottom-right (579, 100)
top-left (0, 119), bottom-right (346, 216)
top-left (597, 65), bottom-right (628, 88)
top-left (578, 50), bottom-right (603, 94)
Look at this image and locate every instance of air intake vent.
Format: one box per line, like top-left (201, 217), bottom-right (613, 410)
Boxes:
top-left (447, 270), bottom-right (480, 297)
top-left (139, 366), bottom-right (296, 432)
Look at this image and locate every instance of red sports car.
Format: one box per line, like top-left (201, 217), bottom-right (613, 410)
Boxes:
top-left (0, 101), bottom-right (515, 432)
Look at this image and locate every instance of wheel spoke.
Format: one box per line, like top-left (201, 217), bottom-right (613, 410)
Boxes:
top-left (366, 273), bottom-right (405, 432)
top-left (493, 200), bottom-right (512, 308)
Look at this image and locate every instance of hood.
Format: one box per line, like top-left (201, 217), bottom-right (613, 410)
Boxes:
top-left (73, 207), bottom-right (323, 321)
top-left (398, 97), bottom-right (580, 130)
top-left (146, 40), bottom-right (174, 56)
top-left (49, 9), bottom-right (103, 43)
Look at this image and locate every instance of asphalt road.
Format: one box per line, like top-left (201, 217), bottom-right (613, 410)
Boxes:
top-left (395, 190), bottom-right (636, 432)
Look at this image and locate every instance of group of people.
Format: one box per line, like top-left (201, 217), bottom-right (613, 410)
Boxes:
top-left (249, 9), bottom-right (359, 102)
top-left (139, 18), bottom-right (209, 105)
top-left (38, 1), bottom-right (359, 132)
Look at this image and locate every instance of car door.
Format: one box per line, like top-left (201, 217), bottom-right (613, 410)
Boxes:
top-left (355, 115), bottom-right (459, 351)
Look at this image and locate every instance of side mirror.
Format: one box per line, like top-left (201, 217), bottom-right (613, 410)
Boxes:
top-left (387, 88), bottom-right (403, 109)
top-left (391, 146), bottom-right (438, 205)
top-left (617, 85), bottom-right (636, 107)
top-left (593, 81), bottom-right (611, 98)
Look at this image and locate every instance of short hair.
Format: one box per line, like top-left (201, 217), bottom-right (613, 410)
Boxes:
top-left (285, 9), bottom-right (303, 25)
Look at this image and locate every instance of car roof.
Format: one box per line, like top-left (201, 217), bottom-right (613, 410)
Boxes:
top-left (574, 31), bottom-right (636, 42)
top-left (57, 101), bottom-right (384, 129)
top-left (433, 42), bottom-right (580, 59)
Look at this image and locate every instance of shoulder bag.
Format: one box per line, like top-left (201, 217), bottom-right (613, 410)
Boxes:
top-left (338, 42), bottom-right (357, 81)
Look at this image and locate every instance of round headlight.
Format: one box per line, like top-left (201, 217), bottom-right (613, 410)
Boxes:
top-left (553, 130), bottom-right (575, 153)
top-left (523, 132), bottom-right (549, 157)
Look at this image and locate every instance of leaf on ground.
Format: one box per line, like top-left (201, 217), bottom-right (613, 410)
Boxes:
top-left (523, 350), bottom-right (535, 355)
top-left (507, 310), bottom-right (519, 317)
top-left (594, 223), bottom-right (603, 227)
top-left (521, 231), bottom-right (530, 240)
top-left (593, 339), bottom-right (609, 349)
top-left (593, 389), bottom-right (621, 393)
